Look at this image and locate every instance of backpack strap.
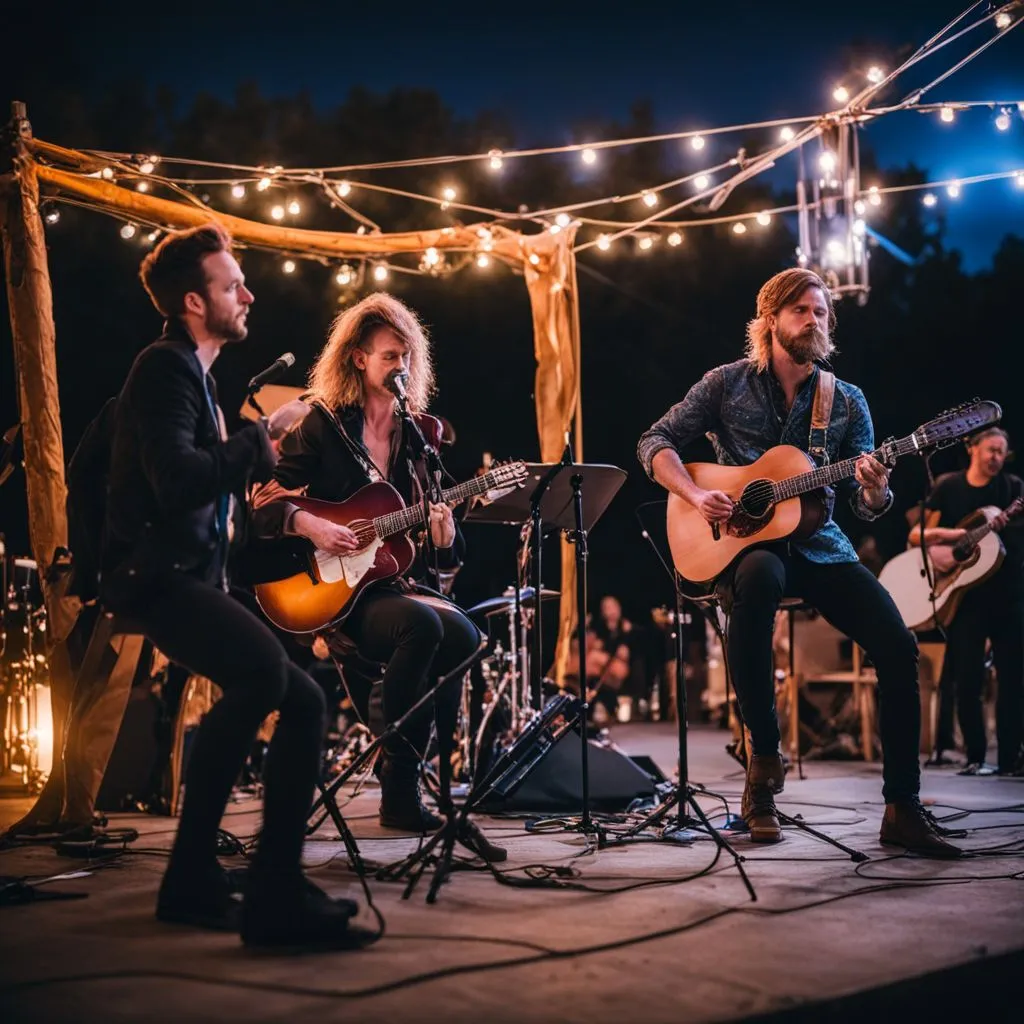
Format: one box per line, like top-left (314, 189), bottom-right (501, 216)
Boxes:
top-left (808, 369), bottom-right (836, 466)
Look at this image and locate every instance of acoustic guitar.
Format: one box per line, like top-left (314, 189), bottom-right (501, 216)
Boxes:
top-left (879, 496), bottom-right (1024, 631)
top-left (667, 400), bottom-right (1002, 584)
top-left (255, 461), bottom-right (528, 632)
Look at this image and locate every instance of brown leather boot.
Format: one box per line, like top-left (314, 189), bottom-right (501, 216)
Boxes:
top-left (741, 753), bottom-right (786, 843)
top-left (879, 798), bottom-right (963, 858)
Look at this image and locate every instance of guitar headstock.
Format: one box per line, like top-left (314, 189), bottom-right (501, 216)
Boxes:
top-left (912, 399), bottom-right (1002, 452)
top-left (488, 460), bottom-right (529, 489)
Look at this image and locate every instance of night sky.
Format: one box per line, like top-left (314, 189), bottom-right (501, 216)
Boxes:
top-left (10, 1), bottom-right (1023, 269)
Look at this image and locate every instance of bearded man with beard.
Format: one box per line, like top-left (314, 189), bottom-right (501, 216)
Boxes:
top-left (102, 225), bottom-right (363, 946)
top-left (637, 268), bottom-right (961, 857)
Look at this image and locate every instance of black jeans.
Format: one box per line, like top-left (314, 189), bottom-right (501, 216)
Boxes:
top-left (111, 573), bottom-right (326, 881)
top-left (342, 587), bottom-right (481, 756)
top-left (718, 545), bottom-right (921, 802)
top-left (944, 587), bottom-right (1024, 770)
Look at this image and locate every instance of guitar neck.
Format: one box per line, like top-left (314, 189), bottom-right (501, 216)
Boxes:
top-left (955, 499), bottom-right (1024, 557)
top-left (370, 471), bottom-right (513, 539)
top-left (772, 435), bottom-right (918, 502)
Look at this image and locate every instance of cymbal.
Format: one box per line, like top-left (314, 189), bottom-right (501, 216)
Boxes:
top-left (466, 587), bottom-right (560, 617)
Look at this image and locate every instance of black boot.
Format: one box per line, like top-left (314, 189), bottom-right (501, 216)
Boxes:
top-left (377, 748), bottom-right (444, 832)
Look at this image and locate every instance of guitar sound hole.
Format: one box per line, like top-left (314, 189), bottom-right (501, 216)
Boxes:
top-left (726, 479), bottom-right (776, 539)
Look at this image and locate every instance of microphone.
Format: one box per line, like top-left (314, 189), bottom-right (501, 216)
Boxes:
top-left (247, 352), bottom-right (295, 392)
top-left (386, 369), bottom-right (410, 403)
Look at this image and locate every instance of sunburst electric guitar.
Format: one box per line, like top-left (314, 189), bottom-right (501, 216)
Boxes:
top-left (667, 400), bottom-right (1002, 584)
top-left (879, 496), bottom-right (1024, 631)
top-left (255, 461), bottom-right (529, 633)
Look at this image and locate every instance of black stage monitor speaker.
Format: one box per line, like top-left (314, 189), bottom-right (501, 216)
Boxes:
top-left (477, 723), bottom-right (661, 814)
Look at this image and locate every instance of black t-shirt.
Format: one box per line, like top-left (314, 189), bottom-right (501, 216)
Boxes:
top-left (926, 470), bottom-right (1024, 597)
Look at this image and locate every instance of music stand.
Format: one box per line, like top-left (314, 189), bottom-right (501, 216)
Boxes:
top-left (470, 448), bottom-right (626, 834)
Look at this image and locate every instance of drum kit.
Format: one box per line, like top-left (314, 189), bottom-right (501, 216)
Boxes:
top-left (0, 548), bottom-right (54, 793)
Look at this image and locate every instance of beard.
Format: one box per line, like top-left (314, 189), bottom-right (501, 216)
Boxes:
top-left (777, 324), bottom-right (829, 365)
top-left (206, 305), bottom-right (248, 343)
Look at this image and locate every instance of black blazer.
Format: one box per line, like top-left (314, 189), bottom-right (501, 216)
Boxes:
top-left (101, 321), bottom-right (274, 605)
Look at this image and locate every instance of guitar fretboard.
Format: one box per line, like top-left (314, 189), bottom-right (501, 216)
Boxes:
top-left (371, 470), bottom-right (519, 539)
top-left (771, 435), bottom-right (920, 502)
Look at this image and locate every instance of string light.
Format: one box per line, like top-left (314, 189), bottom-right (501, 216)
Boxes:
top-left (641, 190), bottom-right (659, 208)
top-left (256, 176), bottom-right (272, 191)
top-left (373, 263), bottom-right (389, 282)
top-left (732, 222), bottom-right (747, 235)
top-left (779, 126), bottom-right (795, 141)
top-left (922, 192), bottom-right (938, 207)
top-left (868, 185), bottom-right (882, 206)
top-left (488, 149), bottom-right (503, 171)
top-left (832, 85), bottom-right (850, 104)
top-left (270, 205), bottom-right (285, 220)
top-left (336, 180), bottom-right (352, 197)
top-left (667, 231), bottom-right (683, 246)
top-left (756, 211), bottom-right (772, 226)
top-left (476, 253), bottom-right (491, 268)
top-left (995, 12), bottom-right (1012, 30)
top-left (866, 66), bottom-right (885, 84)
top-left (818, 151), bottom-right (837, 173)
top-left (147, 230), bottom-right (160, 243)
top-left (597, 234), bottom-right (611, 250)
top-left (231, 183), bottom-right (246, 199)
top-left (441, 186), bottom-right (457, 202)
top-left (136, 181), bottom-right (149, 193)
top-left (528, 253), bottom-right (540, 265)
top-left (581, 147), bottom-right (597, 164)
top-left (995, 110), bottom-right (1011, 131)
top-left (101, 167), bottom-right (114, 180)
top-left (423, 247), bottom-right (441, 267)
top-left (282, 259), bottom-right (296, 274)
top-left (940, 105), bottom-right (955, 123)
top-left (853, 218), bottom-right (866, 236)
top-left (548, 223), bottom-right (562, 234)
top-left (120, 223), bottom-right (137, 239)
top-left (854, 199), bottom-right (867, 215)
top-left (693, 174), bottom-right (709, 190)
top-left (555, 212), bottom-right (572, 227)
top-left (1016, 172), bottom-right (1024, 188)
top-left (44, 209), bottom-right (60, 225)
top-left (335, 264), bottom-right (354, 286)
top-left (637, 235), bottom-right (654, 250)
top-left (826, 238), bottom-right (848, 262)
top-left (946, 181), bottom-right (961, 198)
top-left (139, 159), bottom-right (156, 175)
top-left (690, 135), bottom-right (705, 150)
top-left (287, 199), bottom-right (301, 216)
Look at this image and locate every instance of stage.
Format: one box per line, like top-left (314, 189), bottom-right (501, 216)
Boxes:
top-left (1, 722), bottom-right (1022, 1023)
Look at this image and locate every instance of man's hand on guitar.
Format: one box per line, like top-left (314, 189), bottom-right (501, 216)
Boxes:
top-left (855, 452), bottom-right (890, 509)
top-left (928, 545), bottom-right (959, 573)
top-left (293, 511), bottom-right (361, 555)
top-left (695, 489), bottom-right (734, 525)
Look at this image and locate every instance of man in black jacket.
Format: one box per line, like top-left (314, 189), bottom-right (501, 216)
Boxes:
top-left (101, 224), bottom-right (359, 947)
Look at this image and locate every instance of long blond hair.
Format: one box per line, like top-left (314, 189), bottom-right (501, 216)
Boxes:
top-left (744, 268), bottom-right (837, 371)
top-left (307, 293), bottom-right (436, 411)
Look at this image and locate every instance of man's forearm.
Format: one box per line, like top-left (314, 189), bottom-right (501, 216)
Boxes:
top-left (651, 449), bottom-right (705, 507)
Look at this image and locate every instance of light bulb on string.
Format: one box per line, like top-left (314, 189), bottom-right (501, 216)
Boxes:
top-left (637, 235), bottom-right (654, 251)
top-left (826, 238), bottom-right (848, 262)
top-left (756, 211), bottom-right (771, 226)
top-left (139, 159), bottom-right (156, 175)
top-left (257, 177), bottom-right (272, 191)
top-left (136, 181), bottom-right (149, 193)
top-left (441, 186), bottom-right (457, 203)
top-left (868, 185), bottom-right (882, 206)
top-left (120, 223), bottom-right (137, 240)
top-left (940, 105), bottom-right (955, 123)
top-left (488, 149), bottom-right (503, 171)
top-left (641, 190), bottom-right (658, 208)
top-left (1015, 172), bottom-right (1024, 188)
top-left (995, 110), bottom-right (1011, 131)
top-left (270, 205), bottom-right (285, 220)
top-left (693, 174), bottom-right (710, 190)
top-left (231, 183), bottom-right (246, 199)
top-left (476, 253), bottom-right (491, 268)
top-left (287, 199), bottom-right (301, 216)
top-left (597, 234), bottom-right (611, 250)
top-left (946, 182), bottom-right (961, 198)
top-left (818, 150), bottom-right (837, 173)
top-left (690, 135), bottom-right (705, 151)
top-left (373, 263), bottom-right (389, 282)
top-left (336, 180), bottom-right (352, 197)
top-left (44, 208), bottom-right (60, 225)
top-left (732, 222), bottom-right (747, 235)
top-left (996, 12), bottom-right (1012, 30)
top-left (528, 253), bottom-right (540, 265)
top-left (832, 85), bottom-right (849, 104)
top-left (866, 66), bottom-right (885, 84)
top-left (336, 264), bottom-right (353, 286)
top-left (101, 167), bottom-right (114, 180)
top-left (922, 192), bottom-right (938, 207)
top-left (282, 260), bottom-right (296, 275)
top-left (854, 199), bottom-right (866, 215)
top-left (667, 231), bottom-right (683, 246)
top-left (548, 223), bottom-right (561, 234)
top-left (779, 126), bottom-right (795, 141)
top-left (853, 218), bottom-right (866, 236)
top-left (555, 212), bottom-right (572, 227)
top-left (581, 147), bottom-right (597, 165)
top-left (147, 230), bottom-right (160, 243)
top-left (423, 247), bottom-right (440, 267)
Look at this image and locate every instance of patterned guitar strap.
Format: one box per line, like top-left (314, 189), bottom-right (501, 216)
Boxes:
top-left (808, 369), bottom-right (836, 466)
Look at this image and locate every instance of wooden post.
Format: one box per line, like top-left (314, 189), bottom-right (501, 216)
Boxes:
top-left (1, 102), bottom-right (73, 640)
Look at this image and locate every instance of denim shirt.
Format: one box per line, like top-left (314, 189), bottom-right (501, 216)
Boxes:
top-left (636, 358), bottom-right (894, 565)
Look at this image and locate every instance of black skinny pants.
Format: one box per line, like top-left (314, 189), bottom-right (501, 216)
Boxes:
top-left (341, 588), bottom-right (482, 756)
top-left (718, 545), bottom-right (922, 802)
top-left (116, 573), bottom-right (326, 880)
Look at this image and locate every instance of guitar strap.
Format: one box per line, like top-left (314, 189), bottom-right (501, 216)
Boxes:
top-left (311, 400), bottom-right (382, 483)
top-left (808, 369), bottom-right (836, 466)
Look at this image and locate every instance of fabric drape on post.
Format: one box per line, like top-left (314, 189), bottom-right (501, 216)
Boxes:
top-left (523, 230), bottom-right (582, 686)
top-left (1, 118), bottom-right (76, 644)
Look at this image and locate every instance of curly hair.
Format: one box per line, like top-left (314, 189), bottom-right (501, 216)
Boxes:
top-left (745, 268), bottom-right (837, 371)
top-left (307, 293), bottom-right (436, 411)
